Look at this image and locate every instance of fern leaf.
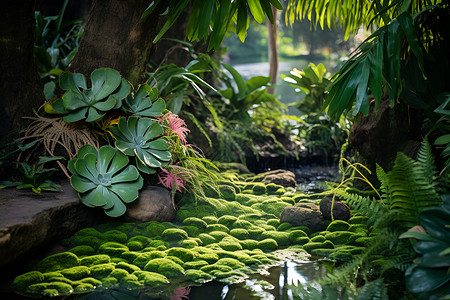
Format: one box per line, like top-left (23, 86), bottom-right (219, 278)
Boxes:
top-left (416, 137), bottom-right (438, 184)
top-left (357, 278), bottom-right (389, 300)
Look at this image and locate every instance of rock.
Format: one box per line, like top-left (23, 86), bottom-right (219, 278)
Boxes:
top-left (261, 169), bottom-right (296, 187)
top-left (122, 185), bottom-right (175, 223)
top-left (280, 203), bottom-right (324, 233)
top-left (0, 181), bottom-right (106, 269)
top-left (320, 194), bottom-right (351, 221)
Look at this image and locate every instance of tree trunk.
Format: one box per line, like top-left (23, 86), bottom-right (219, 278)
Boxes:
top-left (68, 0), bottom-right (164, 87)
top-left (267, 5), bottom-right (279, 94)
top-left (0, 0), bottom-right (45, 137)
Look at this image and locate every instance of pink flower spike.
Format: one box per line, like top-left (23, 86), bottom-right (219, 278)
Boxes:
top-left (160, 112), bottom-right (190, 144)
top-left (158, 167), bottom-right (186, 193)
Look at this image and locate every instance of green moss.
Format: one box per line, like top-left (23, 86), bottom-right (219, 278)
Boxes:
top-left (258, 239), bottom-right (278, 251)
top-left (115, 261), bottom-right (141, 273)
top-left (348, 233), bottom-right (366, 244)
top-left (266, 219), bottom-right (280, 227)
top-left (100, 276), bottom-right (118, 288)
top-left (310, 235), bottom-right (326, 243)
top-left (125, 241), bottom-right (144, 251)
top-left (133, 251), bottom-right (166, 268)
top-left (145, 221), bottom-right (166, 236)
top-left (287, 226), bottom-right (311, 235)
top-left (239, 239), bottom-right (259, 250)
top-left (277, 222), bottom-right (293, 231)
top-left (68, 245), bottom-right (95, 256)
top-left (144, 258), bottom-right (185, 278)
top-left (59, 266), bottom-right (90, 280)
top-left (209, 231), bottom-right (230, 241)
top-left (247, 228), bottom-right (265, 239)
top-left (185, 269), bottom-right (213, 283)
top-left (134, 270), bottom-right (169, 286)
top-left (354, 237), bottom-right (375, 246)
top-left (216, 258), bottom-right (246, 269)
top-left (128, 236), bottom-right (150, 247)
top-left (197, 233), bottom-right (217, 245)
top-left (111, 257), bottom-right (127, 264)
top-left (35, 252), bottom-right (79, 273)
top-left (260, 231), bottom-right (291, 246)
top-left (103, 230), bottom-right (127, 243)
top-left (200, 264), bottom-right (233, 274)
top-left (180, 225), bottom-right (200, 236)
top-left (161, 228), bottom-right (188, 242)
top-left (310, 248), bottom-right (335, 256)
top-left (167, 247), bottom-right (195, 262)
top-left (12, 271), bottom-right (44, 290)
top-left (195, 253), bottom-right (219, 264)
top-left (120, 251), bottom-right (142, 262)
top-left (251, 254), bottom-right (273, 264)
top-left (348, 216), bottom-right (368, 225)
top-left (219, 237), bottom-right (243, 251)
top-left (206, 224), bottom-right (230, 233)
top-left (326, 220), bottom-right (350, 232)
top-left (324, 231), bottom-right (356, 245)
top-left (183, 260), bottom-right (209, 269)
top-left (63, 228), bottom-right (103, 247)
top-left (229, 228), bottom-right (249, 240)
top-left (303, 240), bottom-right (334, 252)
top-left (236, 194), bottom-right (252, 205)
top-left (89, 263), bottom-right (115, 278)
top-left (73, 283), bottom-right (94, 293)
top-left (148, 239), bottom-right (168, 249)
top-left (288, 230), bottom-right (308, 242)
top-left (181, 239), bottom-right (199, 248)
top-left (251, 199), bottom-right (288, 216)
top-left (28, 282), bottom-right (73, 296)
top-left (232, 219), bottom-right (254, 230)
top-left (79, 254), bottom-right (111, 267)
top-left (202, 216), bottom-right (218, 224)
top-left (182, 217), bottom-right (208, 230)
top-left (219, 185), bottom-right (236, 201)
top-left (110, 268), bottom-right (129, 280)
top-left (166, 256), bottom-right (185, 265)
top-left (266, 183), bottom-right (284, 194)
top-left (120, 274), bottom-right (143, 289)
top-left (42, 272), bottom-right (64, 281)
top-left (76, 277), bottom-right (102, 286)
top-left (348, 224), bottom-right (369, 234)
top-left (98, 242), bottom-right (129, 256)
top-left (217, 215), bottom-right (238, 227)
top-left (252, 183), bottom-right (267, 195)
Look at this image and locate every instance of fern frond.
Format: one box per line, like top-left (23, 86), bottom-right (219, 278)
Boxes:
top-left (416, 137), bottom-right (438, 185)
top-left (356, 278), bottom-right (389, 300)
top-left (183, 111), bottom-right (212, 148)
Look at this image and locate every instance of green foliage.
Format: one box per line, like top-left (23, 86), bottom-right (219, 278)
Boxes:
top-left (122, 84), bottom-right (166, 117)
top-left (68, 145), bottom-right (143, 217)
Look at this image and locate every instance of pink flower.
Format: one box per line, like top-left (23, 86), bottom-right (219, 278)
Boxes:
top-left (158, 167), bottom-right (186, 193)
top-left (159, 112), bottom-right (190, 144)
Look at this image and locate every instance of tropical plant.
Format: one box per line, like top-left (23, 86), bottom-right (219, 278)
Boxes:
top-left (109, 116), bottom-right (171, 174)
top-left (68, 145), bottom-right (143, 217)
top-left (399, 195), bottom-right (450, 300)
top-left (122, 83), bottom-right (166, 117)
top-left (53, 68), bottom-right (131, 122)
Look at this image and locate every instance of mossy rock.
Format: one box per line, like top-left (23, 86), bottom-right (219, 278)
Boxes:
top-left (247, 228), bottom-right (265, 240)
top-left (35, 252), bottom-right (79, 272)
top-left (288, 230), bottom-right (308, 242)
top-left (195, 253), bottom-right (219, 264)
top-left (348, 224), bottom-right (368, 233)
top-left (42, 272), bottom-right (64, 281)
top-left (161, 228), bottom-right (188, 242)
top-left (12, 271), bottom-right (44, 290)
top-left (110, 268), bottom-right (129, 281)
top-left (266, 183), bottom-right (284, 194)
top-left (310, 248), bottom-right (335, 256)
top-left (258, 239), bottom-right (278, 251)
top-left (148, 239), bottom-right (168, 249)
top-left (79, 254), bottom-right (111, 267)
top-left (287, 226), bottom-right (311, 235)
top-left (181, 239), bottom-right (199, 249)
top-left (175, 209), bottom-right (192, 222)
top-left (145, 222), bottom-right (166, 236)
top-left (348, 216), bottom-right (368, 225)
top-left (219, 185), bottom-right (237, 201)
top-left (68, 245), bottom-right (95, 257)
top-left (167, 247), bottom-right (195, 262)
top-left (324, 231), bottom-right (356, 245)
top-left (229, 228), bottom-right (249, 240)
top-left (202, 216), bottom-right (218, 224)
top-left (232, 219), bottom-right (254, 230)
top-left (73, 283), bottom-right (94, 293)
top-left (252, 183), bottom-right (267, 195)
top-left (182, 217), bottom-right (208, 230)
top-left (209, 231), bottom-right (230, 241)
top-left (328, 250), bottom-right (353, 262)
top-left (128, 236), bottom-right (151, 247)
top-left (354, 237), bottom-right (375, 247)
top-left (251, 254), bottom-right (273, 264)
top-left (326, 220), bottom-right (350, 232)
top-left (134, 270), bottom-right (169, 287)
top-left (166, 255), bottom-right (185, 265)
top-left (206, 224), bottom-right (230, 233)
top-left (197, 233), bottom-right (217, 245)
top-left (100, 276), bottom-right (118, 288)
top-left (200, 264), bottom-right (233, 274)
top-left (115, 261), bottom-right (141, 273)
top-left (259, 224), bottom-right (277, 231)
top-left (217, 215), bottom-right (238, 227)
top-left (335, 245), bottom-right (365, 255)
top-left (59, 266), bottom-right (90, 281)
top-left (219, 238), bottom-right (243, 251)
top-left (260, 231), bottom-right (291, 246)
top-left (111, 257), bottom-right (127, 264)
top-left (75, 277), bottom-right (102, 286)
top-left (89, 263), bottom-right (115, 278)
top-left (120, 274), bottom-right (143, 289)
top-left (216, 258), bottom-right (246, 269)
top-left (28, 282), bottom-right (73, 296)
top-left (277, 222), bottom-right (292, 231)
top-left (185, 269), bottom-right (213, 283)
top-left (125, 241), bottom-right (144, 251)
top-left (180, 225), bottom-right (200, 236)
top-left (236, 194), bottom-right (252, 205)
top-left (348, 233), bottom-right (367, 244)
top-left (266, 218), bottom-right (280, 227)
top-left (144, 258), bottom-right (185, 278)
top-left (239, 239), bottom-right (259, 250)
top-left (303, 240), bottom-right (334, 252)
top-left (310, 235), bottom-right (326, 243)
top-left (183, 260), bottom-right (209, 269)
top-left (103, 230), bottom-right (127, 243)
top-left (132, 251), bottom-right (166, 268)
top-left (98, 242), bottom-right (129, 256)
top-left (251, 199), bottom-right (288, 216)
top-left (280, 197), bottom-right (295, 205)
top-left (63, 228), bottom-right (103, 248)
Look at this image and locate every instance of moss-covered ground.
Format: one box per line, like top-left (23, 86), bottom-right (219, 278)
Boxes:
top-left (11, 169), bottom-right (372, 298)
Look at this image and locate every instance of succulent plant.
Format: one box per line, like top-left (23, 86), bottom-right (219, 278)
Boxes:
top-left (55, 68), bottom-right (131, 122)
top-left (68, 145), bottom-right (143, 217)
top-left (122, 84), bottom-right (166, 117)
top-left (109, 116), bottom-right (171, 174)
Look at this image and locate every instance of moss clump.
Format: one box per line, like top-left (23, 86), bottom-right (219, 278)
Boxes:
top-left (232, 219), bottom-right (254, 230)
top-left (148, 239), bottom-right (168, 249)
top-left (115, 261), bottom-right (141, 273)
top-left (247, 228), bottom-right (265, 240)
top-left (324, 231), bottom-right (355, 245)
top-left (167, 247), bottom-right (195, 262)
top-left (348, 216), bottom-right (368, 225)
top-left (219, 185), bottom-right (237, 201)
top-left (266, 183), bottom-right (283, 194)
top-left (120, 274), bottom-right (143, 289)
top-left (266, 219), bottom-right (280, 227)
top-left (134, 270), bottom-right (169, 287)
top-left (144, 258), bottom-right (185, 278)
top-left (132, 251), bottom-right (166, 268)
top-left (251, 199), bottom-right (288, 216)
top-left (180, 225), bottom-right (200, 236)
top-left (28, 282), bottom-right (73, 296)
top-left (197, 233), bottom-right (217, 245)
top-left (310, 235), bottom-right (326, 243)
top-left (185, 269), bottom-right (213, 283)
top-left (59, 266), bottom-right (90, 280)
top-left (348, 224), bottom-right (368, 234)
top-left (258, 239), bottom-right (278, 251)
top-left (200, 264), bottom-right (233, 274)
top-left (35, 252), bottom-right (79, 273)
top-left (79, 254), bottom-right (111, 267)
top-left (73, 283), bottom-right (94, 293)
top-left (161, 228), bottom-right (188, 242)
top-left (98, 242), bottom-right (129, 256)
top-left (303, 240), bottom-right (334, 252)
top-left (110, 268), bottom-right (129, 280)
top-left (239, 239), bottom-right (259, 250)
top-left (250, 254), bottom-right (273, 264)
top-left (206, 224), bottom-right (230, 233)
top-left (287, 226), bottom-right (311, 235)
top-left (12, 271), bottom-right (44, 290)
top-left (125, 241), bottom-right (144, 251)
top-left (103, 230), bottom-right (127, 243)
top-left (219, 238), bottom-right (243, 251)
top-left (195, 253), bottom-right (219, 264)
top-left (354, 237), bottom-right (375, 246)
top-left (326, 220), bottom-right (350, 232)
top-left (252, 183), bottom-right (267, 195)
top-left (63, 228), bottom-right (103, 248)
top-left (183, 259), bottom-right (209, 269)
top-left (260, 231), bottom-right (291, 246)
top-left (145, 221), bottom-right (166, 236)
top-left (100, 276), bottom-right (118, 288)
top-left (217, 215), bottom-right (238, 227)
top-left (182, 217), bottom-right (208, 230)
top-left (166, 255), bottom-right (184, 265)
top-left (89, 263), bottom-right (115, 278)
top-left (216, 258), bottom-right (246, 269)
top-left (42, 272), bottom-right (64, 281)
top-left (277, 222), bottom-right (292, 231)
top-left (202, 216), bottom-right (218, 224)
top-left (235, 194), bottom-right (252, 205)
top-left (288, 230), bottom-right (308, 244)
top-left (209, 231), bottom-right (230, 241)
top-left (229, 228), bottom-right (249, 240)
top-left (181, 239), bottom-right (199, 248)
top-left (121, 251), bottom-right (141, 262)
top-left (68, 245), bottom-right (95, 256)
top-left (310, 248), bottom-right (335, 256)
top-left (76, 277), bottom-right (102, 286)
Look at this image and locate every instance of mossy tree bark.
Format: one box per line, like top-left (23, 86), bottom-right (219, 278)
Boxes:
top-left (0, 0), bottom-right (45, 136)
